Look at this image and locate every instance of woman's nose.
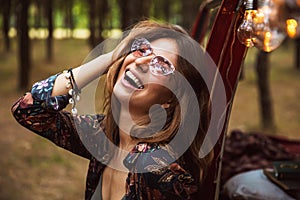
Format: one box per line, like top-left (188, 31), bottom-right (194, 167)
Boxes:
top-left (136, 63), bottom-right (149, 73)
top-left (134, 56), bottom-right (152, 73)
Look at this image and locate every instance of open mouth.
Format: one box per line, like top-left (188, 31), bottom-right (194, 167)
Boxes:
top-left (124, 69), bottom-right (144, 89)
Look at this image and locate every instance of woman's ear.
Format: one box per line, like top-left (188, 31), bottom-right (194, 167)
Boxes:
top-left (161, 102), bottom-right (170, 109)
top-left (161, 96), bottom-right (176, 109)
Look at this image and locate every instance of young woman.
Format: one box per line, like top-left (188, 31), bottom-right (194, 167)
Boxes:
top-left (12, 20), bottom-right (214, 199)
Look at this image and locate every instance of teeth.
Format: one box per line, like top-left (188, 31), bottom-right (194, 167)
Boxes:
top-left (125, 70), bottom-right (144, 89)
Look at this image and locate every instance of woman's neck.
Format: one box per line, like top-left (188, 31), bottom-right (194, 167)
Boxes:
top-left (118, 109), bottom-right (137, 151)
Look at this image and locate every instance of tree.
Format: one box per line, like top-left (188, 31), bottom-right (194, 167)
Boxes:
top-left (118, 0), bottom-right (151, 30)
top-left (152, 0), bottom-right (171, 21)
top-left (46, 0), bottom-right (53, 61)
top-left (88, 0), bottom-right (109, 48)
top-left (32, 0), bottom-right (43, 29)
top-left (1, 0), bottom-right (11, 52)
top-left (295, 38), bottom-right (300, 70)
top-left (64, 0), bottom-right (74, 38)
top-left (181, 0), bottom-right (202, 31)
top-left (88, 0), bottom-right (97, 47)
top-left (255, 50), bottom-right (275, 129)
top-left (55, 0), bottom-right (75, 38)
top-left (16, 0), bottom-right (31, 90)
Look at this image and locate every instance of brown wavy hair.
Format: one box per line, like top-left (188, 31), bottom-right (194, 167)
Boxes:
top-left (103, 20), bottom-right (213, 187)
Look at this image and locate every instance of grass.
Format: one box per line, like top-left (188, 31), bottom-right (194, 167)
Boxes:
top-left (0, 37), bottom-right (299, 199)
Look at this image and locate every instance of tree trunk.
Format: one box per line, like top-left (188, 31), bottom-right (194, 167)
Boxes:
top-left (181, 0), bottom-right (201, 31)
top-left (33, 0), bottom-right (42, 28)
top-left (2, 0), bottom-right (11, 52)
top-left (46, 0), bottom-right (53, 61)
top-left (119, 0), bottom-right (151, 30)
top-left (152, 0), bottom-right (171, 21)
top-left (88, 0), bottom-right (97, 47)
top-left (64, 0), bottom-right (74, 38)
top-left (162, 0), bottom-right (171, 21)
top-left (16, 0), bottom-right (31, 90)
top-left (97, 0), bottom-right (109, 44)
top-left (255, 50), bottom-right (275, 129)
top-left (295, 38), bottom-right (300, 70)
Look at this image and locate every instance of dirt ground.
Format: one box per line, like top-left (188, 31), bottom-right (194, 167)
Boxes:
top-left (1, 93), bottom-right (89, 200)
top-left (0, 40), bottom-right (91, 200)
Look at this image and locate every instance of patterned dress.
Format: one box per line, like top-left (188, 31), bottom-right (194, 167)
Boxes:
top-left (11, 74), bottom-right (198, 200)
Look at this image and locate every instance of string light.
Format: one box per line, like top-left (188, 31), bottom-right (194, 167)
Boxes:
top-left (252, 0), bottom-right (286, 52)
top-left (237, 0), bottom-right (257, 47)
top-left (237, 0), bottom-right (300, 52)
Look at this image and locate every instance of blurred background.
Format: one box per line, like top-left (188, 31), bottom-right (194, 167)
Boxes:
top-left (0, 0), bottom-right (299, 199)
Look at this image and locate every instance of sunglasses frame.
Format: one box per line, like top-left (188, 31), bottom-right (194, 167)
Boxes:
top-left (130, 38), bottom-right (175, 76)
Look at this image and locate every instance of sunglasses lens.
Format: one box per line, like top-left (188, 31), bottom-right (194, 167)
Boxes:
top-left (131, 38), bottom-right (152, 57)
top-left (150, 56), bottom-right (174, 76)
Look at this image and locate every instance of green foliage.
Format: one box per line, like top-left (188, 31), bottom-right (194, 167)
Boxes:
top-left (0, 0), bottom-right (191, 30)
top-left (108, 0), bottom-right (121, 29)
top-left (72, 0), bottom-right (88, 28)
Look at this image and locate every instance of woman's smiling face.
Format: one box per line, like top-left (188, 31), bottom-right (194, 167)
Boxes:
top-left (113, 38), bottom-right (179, 118)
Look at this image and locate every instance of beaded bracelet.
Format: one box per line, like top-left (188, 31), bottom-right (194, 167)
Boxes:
top-left (63, 69), bottom-right (81, 115)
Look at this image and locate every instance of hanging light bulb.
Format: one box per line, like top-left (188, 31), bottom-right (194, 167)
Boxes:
top-left (284, 0), bottom-right (300, 38)
top-left (251, 0), bottom-right (287, 52)
top-left (237, 0), bottom-right (258, 47)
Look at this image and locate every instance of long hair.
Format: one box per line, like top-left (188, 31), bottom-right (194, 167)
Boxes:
top-left (103, 20), bottom-right (213, 186)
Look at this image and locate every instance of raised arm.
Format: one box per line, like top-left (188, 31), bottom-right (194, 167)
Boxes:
top-left (11, 50), bottom-right (115, 159)
top-left (51, 51), bottom-right (114, 97)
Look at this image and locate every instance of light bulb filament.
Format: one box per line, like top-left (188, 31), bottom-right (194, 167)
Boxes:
top-left (264, 31), bottom-right (271, 52)
top-left (286, 19), bottom-right (298, 38)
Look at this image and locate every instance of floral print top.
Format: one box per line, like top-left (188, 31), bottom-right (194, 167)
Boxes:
top-left (11, 74), bottom-right (198, 200)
